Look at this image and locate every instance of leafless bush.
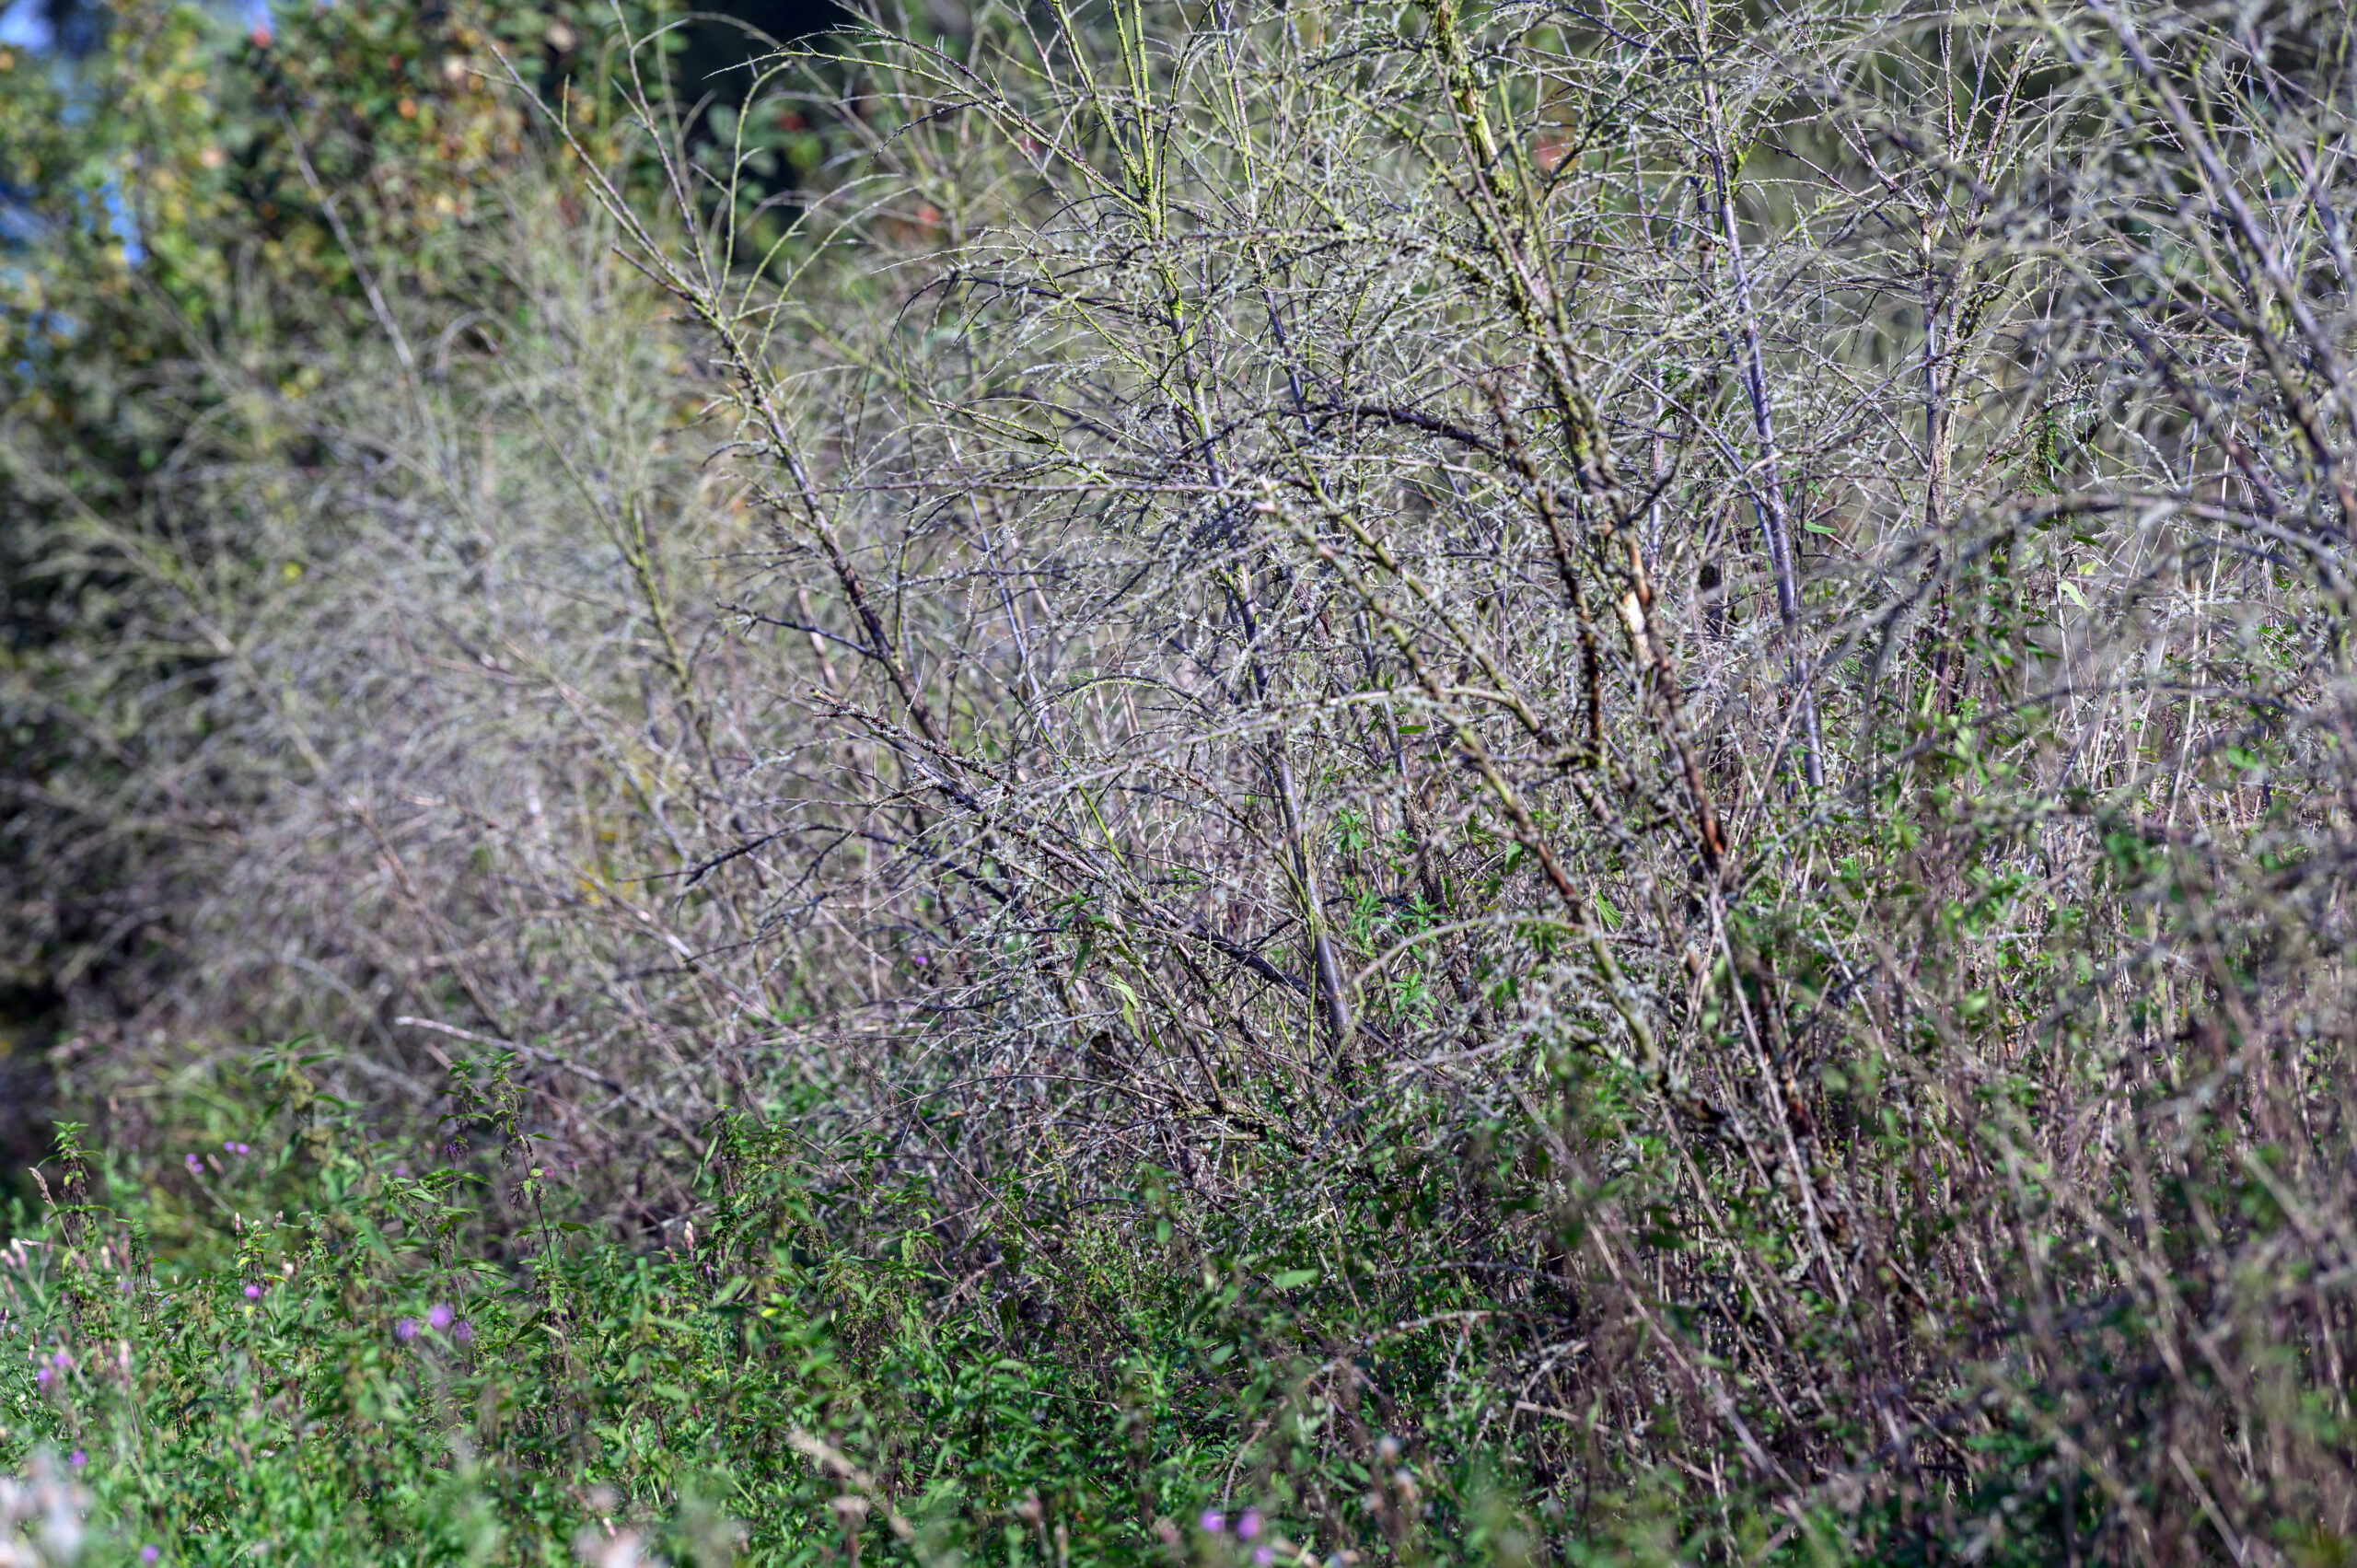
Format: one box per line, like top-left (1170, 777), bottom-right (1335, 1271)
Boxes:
top-left (13, 0), bottom-right (2357, 1552)
top-left (571, 0), bottom-right (2357, 1551)
top-left (4, 175), bottom-right (797, 1221)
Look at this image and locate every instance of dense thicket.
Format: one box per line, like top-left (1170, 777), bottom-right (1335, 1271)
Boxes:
top-left (4, 0), bottom-right (2357, 1562)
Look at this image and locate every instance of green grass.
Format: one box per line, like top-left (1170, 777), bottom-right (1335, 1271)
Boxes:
top-left (0, 1060), bottom-right (1613, 1568)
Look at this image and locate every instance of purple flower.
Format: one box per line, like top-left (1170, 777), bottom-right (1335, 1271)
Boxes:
top-left (243, 1283), bottom-right (262, 1301)
top-left (141, 1549), bottom-right (158, 1565)
top-left (451, 1319), bottom-right (473, 1345)
top-left (34, 1368), bottom-right (49, 1386)
top-left (394, 1318), bottom-right (419, 1342)
top-left (1237, 1511), bottom-right (1262, 1541)
top-left (66, 1450), bottom-right (84, 1469)
top-left (427, 1303), bottom-right (453, 1330)
top-left (184, 1155), bottom-right (203, 1174)
top-left (393, 1163), bottom-right (409, 1178)
top-left (222, 1141), bottom-right (234, 1153)
top-left (1254, 1551), bottom-right (1274, 1567)
top-left (1200, 1511), bottom-right (1225, 1535)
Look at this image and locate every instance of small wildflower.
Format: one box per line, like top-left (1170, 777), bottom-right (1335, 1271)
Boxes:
top-left (243, 1283), bottom-right (262, 1301)
top-left (184, 1155), bottom-right (203, 1174)
top-left (1200, 1511), bottom-right (1225, 1535)
top-left (141, 1549), bottom-right (158, 1565)
top-left (1237, 1510), bottom-right (1262, 1540)
top-left (394, 1318), bottom-right (419, 1342)
top-left (34, 1368), bottom-right (49, 1386)
top-left (1254, 1551), bottom-right (1274, 1567)
top-left (67, 1450), bottom-right (84, 1469)
top-left (451, 1319), bottom-right (473, 1345)
top-left (427, 1303), bottom-right (453, 1330)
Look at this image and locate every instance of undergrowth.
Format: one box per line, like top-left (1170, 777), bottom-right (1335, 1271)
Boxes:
top-left (0, 1058), bottom-right (1680, 1568)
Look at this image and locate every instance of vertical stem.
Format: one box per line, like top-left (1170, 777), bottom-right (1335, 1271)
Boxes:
top-left (1696, 1), bottom-right (1825, 788)
top-left (1649, 392), bottom-right (1668, 572)
top-left (1135, 20), bottom-right (1353, 1056)
top-left (1217, 563), bottom-right (1354, 1058)
top-left (1922, 225), bottom-right (1962, 715)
